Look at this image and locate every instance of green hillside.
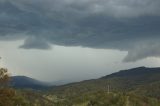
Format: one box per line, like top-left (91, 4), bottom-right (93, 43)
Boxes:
top-left (40, 67), bottom-right (160, 106)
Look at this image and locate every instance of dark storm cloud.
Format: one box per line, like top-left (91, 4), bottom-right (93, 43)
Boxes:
top-left (0, 0), bottom-right (160, 62)
top-left (19, 36), bottom-right (51, 49)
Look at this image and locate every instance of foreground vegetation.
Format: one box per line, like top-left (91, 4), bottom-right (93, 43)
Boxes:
top-left (47, 91), bottom-right (160, 106)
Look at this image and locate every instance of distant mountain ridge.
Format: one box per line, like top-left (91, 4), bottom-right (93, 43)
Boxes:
top-left (11, 66), bottom-right (160, 93)
top-left (10, 76), bottom-right (49, 89)
top-left (101, 66), bottom-right (160, 79)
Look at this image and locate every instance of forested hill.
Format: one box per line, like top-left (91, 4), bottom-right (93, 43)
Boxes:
top-left (50, 66), bottom-right (160, 98)
top-left (43, 66), bottom-right (160, 105)
top-left (101, 66), bottom-right (160, 79)
top-left (10, 76), bottom-right (49, 89)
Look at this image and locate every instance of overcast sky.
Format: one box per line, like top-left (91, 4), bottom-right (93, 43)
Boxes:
top-left (0, 0), bottom-right (160, 82)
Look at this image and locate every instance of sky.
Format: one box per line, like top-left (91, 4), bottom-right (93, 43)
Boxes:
top-left (0, 0), bottom-right (160, 82)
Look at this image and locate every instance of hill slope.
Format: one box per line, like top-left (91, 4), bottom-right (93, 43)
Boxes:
top-left (10, 76), bottom-right (49, 89)
top-left (50, 67), bottom-right (160, 98)
top-left (41, 66), bottom-right (160, 106)
top-left (102, 66), bottom-right (160, 79)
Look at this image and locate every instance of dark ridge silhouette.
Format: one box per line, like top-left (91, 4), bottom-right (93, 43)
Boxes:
top-left (101, 66), bottom-right (160, 79)
top-left (10, 76), bottom-right (49, 89)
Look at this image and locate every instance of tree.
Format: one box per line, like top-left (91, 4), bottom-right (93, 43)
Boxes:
top-left (0, 68), bottom-right (10, 88)
top-left (0, 67), bottom-right (29, 106)
top-left (0, 67), bottom-right (14, 106)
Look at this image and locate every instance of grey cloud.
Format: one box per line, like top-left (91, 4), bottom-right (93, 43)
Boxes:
top-left (19, 36), bottom-right (51, 49)
top-left (0, 0), bottom-right (160, 62)
top-left (124, 39), bottom-right (160, 62)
